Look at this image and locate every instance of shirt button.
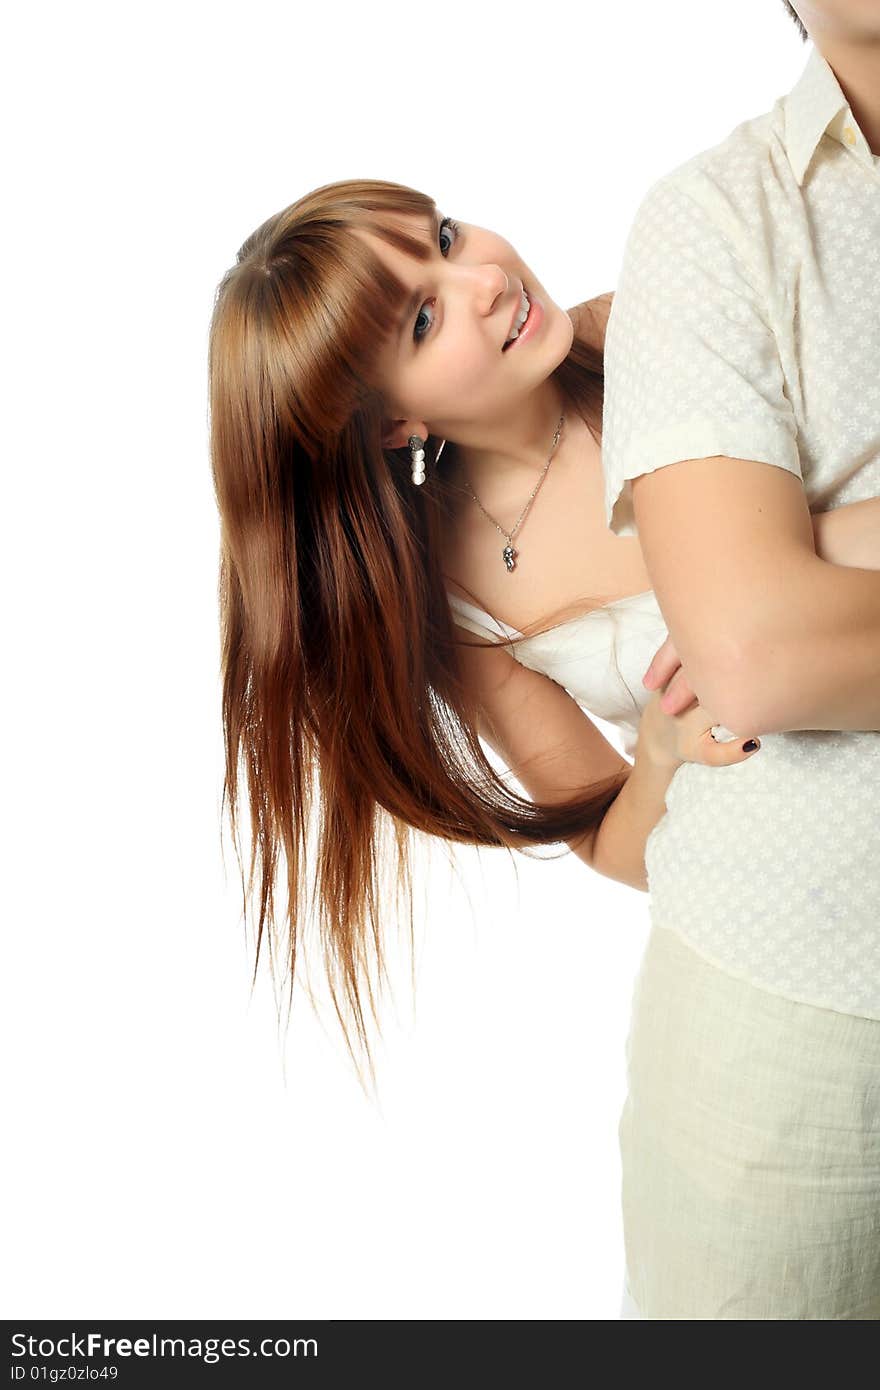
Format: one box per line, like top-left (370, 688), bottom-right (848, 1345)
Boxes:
top-left (843, 125), bottom-right (857, 144)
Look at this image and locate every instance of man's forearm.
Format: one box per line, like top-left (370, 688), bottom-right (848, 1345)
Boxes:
top-left (722, 555), bottom-right (880, 735)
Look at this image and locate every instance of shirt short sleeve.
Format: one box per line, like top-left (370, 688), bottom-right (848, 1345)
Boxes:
top-left (601, 174), bottom-right (802, 537)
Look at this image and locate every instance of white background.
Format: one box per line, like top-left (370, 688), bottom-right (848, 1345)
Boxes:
top-left (3, 1), bottom-right (808, 1321)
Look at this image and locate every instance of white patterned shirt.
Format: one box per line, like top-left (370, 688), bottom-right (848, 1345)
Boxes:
top-left (601, 45), bottom-right (880, 1019)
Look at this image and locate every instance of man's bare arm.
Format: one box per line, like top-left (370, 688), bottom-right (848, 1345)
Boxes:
top-left (631, 457), bottom-right (880, 735)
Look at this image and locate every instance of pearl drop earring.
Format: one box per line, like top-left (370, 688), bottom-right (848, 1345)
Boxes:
top-left (409, 434), bottom-right (426, 486)
top-left (409, 434), bottom-right (446, 486)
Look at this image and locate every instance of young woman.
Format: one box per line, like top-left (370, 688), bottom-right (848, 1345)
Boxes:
top-left (207, 177), bottom-right (879, 1313)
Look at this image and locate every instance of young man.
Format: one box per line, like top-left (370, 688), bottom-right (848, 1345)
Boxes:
top-left (602, 1), bottom-right (880, 1319)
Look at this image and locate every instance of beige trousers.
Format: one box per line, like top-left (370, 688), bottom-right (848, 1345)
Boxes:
top-left (618, 924), bottom-right (880, 1319)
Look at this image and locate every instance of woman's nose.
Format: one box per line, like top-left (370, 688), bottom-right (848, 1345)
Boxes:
top-left (467, 263), bottom-right (508, 314)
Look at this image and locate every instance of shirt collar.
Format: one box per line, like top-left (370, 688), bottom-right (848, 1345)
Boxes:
top-left (784, 45), bottom-right (872, 185)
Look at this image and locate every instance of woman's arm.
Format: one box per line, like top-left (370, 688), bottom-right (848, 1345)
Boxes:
top-left (451, 624), bottom-right (754, 893)
top-left (452, 623), bottom-right (663, 891)
top-left (812, 498), bottom-right (880, 570)
top-left (585, 739), bottom-right (671, 892)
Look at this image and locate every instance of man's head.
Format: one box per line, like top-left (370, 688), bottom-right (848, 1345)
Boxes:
top-left (782, 1), bottom-right (880, 41)
top-left (782, 1), bottom-right (809, 40)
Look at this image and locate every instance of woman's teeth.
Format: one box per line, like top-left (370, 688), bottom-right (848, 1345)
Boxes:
top-left (504, 289), bottom-right (530, 347)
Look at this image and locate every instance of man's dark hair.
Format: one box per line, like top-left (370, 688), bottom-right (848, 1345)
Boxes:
top-left (782, 1), bottom-right (809, 41)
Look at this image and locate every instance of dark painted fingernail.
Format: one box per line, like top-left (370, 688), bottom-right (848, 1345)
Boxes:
top-left (742, 739), bottom-right (760, 753)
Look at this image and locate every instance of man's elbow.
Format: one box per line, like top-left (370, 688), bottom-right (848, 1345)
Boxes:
top-left (690, 634), bottom-right (769, 737)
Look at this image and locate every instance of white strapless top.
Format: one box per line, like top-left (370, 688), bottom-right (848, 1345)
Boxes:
top-left (446, 587), bottom-right (668, 759)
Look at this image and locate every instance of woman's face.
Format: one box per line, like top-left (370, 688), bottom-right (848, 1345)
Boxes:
top-left (356, 210), bottom-right (575, 448)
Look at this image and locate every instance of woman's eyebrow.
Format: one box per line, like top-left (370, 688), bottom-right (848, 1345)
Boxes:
top-left (395, 209), bottom-right (442, 343)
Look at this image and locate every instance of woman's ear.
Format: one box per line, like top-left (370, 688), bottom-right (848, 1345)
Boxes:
top-left (382, 419), bottom-right (429, 450)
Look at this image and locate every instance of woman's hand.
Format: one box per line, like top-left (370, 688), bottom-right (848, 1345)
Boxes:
top-left (570, 290), bottom-right (615, 352)
top-left (637, 687), bottom-right (762, 770)
top-left (642, 633), bottom-right (699, 715)
top-left (811, 499), bottom-right (880, 570)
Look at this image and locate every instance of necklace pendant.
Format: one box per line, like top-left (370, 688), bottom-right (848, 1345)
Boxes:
top-left (502, 543), bottom-right (518, 572)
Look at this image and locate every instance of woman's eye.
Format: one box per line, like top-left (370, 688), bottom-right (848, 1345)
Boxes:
top-left (413, 216), bottom-right (461, 342)
top-left (438, 215), bottom-right (460, 256)
top-left (413, 303), bottom-right (434, 341)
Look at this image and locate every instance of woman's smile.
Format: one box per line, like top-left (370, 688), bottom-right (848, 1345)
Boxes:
top-left (502, 287), bottom-right (544, 352)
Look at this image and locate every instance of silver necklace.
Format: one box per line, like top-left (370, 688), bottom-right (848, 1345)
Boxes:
top-left (461, 412), bottom-right (564, 572)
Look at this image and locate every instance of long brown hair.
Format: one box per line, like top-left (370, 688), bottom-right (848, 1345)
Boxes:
top-left (208, 178), bottom-right (625, 1088)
